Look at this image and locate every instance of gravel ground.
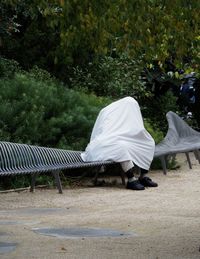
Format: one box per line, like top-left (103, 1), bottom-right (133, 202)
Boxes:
top-left (0, 153), bottom-right (200, 259)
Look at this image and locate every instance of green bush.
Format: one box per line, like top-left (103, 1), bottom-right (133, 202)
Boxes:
top-left (0, 57), bottom-right (21, 78)
top-left (142, 90), bottom-right (179, 133)
top-left (144, 120), bottom-right (164, 144)
top-left (70, 54), bottom-right (151, 100)
top-left (0, 72), bottom-right (111, 150)
top-left (28, 65), bottom-right (57, 83)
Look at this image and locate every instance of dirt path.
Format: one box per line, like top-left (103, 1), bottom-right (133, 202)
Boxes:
top-left (0, 153), bottom-right (200, 259)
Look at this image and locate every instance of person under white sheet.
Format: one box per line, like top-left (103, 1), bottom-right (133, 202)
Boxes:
top-left (81, 96), bottom-right (158, 190)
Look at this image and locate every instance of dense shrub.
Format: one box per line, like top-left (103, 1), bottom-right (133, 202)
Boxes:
top-left (0, 72), bottom-right (111, 150)
top-left (0, 57), bottom-right (21, 78)
top-left (0, 69), bottom-right (164, 149)
top-left (70, 54), bottom-right (151, 100)
top-left (142, 90), bottom-right (179, 133)
top-left (144, 120), bottom-right (163, 144)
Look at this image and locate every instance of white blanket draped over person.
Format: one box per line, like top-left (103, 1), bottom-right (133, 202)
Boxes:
top-left (81, 96), bottom-right (155, 171)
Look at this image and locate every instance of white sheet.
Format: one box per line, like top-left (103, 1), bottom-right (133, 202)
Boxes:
top-left (81, 97), bottom-right (155, 170)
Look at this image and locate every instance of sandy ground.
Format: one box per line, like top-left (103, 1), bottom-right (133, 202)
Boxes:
top-left (0, 153), bottom-right (200, 259)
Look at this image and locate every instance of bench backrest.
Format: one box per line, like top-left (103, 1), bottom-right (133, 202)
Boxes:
top-left (154, 111), bottom-right (200, 158)
top-left (0, 142), bottom-right (83, 175)
top-left (166, 111), bottom-right (200, 141)
top-left (0, 141), bottom-right (115, 176)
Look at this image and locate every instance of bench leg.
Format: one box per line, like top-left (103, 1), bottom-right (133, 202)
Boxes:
top-left (52, 170), bottom-right (63, 194)
top-left (120, 171), bottom-right (126, 185)
top-left (185, 152), bottom-right (192, 169)
top-left (160, 156), bottom-right (167, 175)
top-left (30, 173), bottom-right (37, 192)
top-left (93, 167), bottom-right (101, 185)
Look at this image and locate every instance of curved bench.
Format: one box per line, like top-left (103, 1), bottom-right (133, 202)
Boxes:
top-left (0, 141), bottom-right (117, 193)
top-left (154, 111), bottom-right (200, 174)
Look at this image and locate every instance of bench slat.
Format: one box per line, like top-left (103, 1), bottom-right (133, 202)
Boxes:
top-left (0, 141), bottom-right (116, 192)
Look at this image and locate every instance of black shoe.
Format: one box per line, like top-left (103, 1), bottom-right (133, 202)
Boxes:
top-left (139, 176), bottom-right (158, 187)
top-left (126, 180), bottom-right (145, 190)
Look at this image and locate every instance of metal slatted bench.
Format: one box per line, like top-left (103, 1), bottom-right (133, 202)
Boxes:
top-left (0, 141), bottom-right (118, 193)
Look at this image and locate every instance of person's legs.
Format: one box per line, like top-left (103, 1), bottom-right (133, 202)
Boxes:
top-left (120, 161), bottom-right (145, 190)
top-left (139, 168), bottom-right (158, 187)
top-left (120, 162), bottom-right (158, 189)
top-left (120, 161), bottom-right (134, 174)
top-left (120, 161), bottom-right (136, 182)
top-left (139, 168), bottom-right (148, 178)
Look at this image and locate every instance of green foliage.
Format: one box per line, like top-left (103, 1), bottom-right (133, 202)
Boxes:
top-left (142, 90), bottom-right (179, 133)
top-left (0, 175), bottom-right (31, 190)
top-left (144, 62), bottom-right (181, 95)
top-left (1, 0), bottom-right (199, 81)
top-left (191, 79), bottom-right (200, 129)
top-left (0, 69), bottom-right (111, 150)
top-left (1, 0), bottom-right (60, 75)
top-left (0, 0), bottom-right (21, 45)
top-left (0, 57), bottom-right (21, 78)
top-left (50, 0), bottom-right (200, 68)
top-left (71, 54), bottom-right (151, 100)
top-left (28, 65), bottom-right (57, 82)
top-left (144, 120), bottom-right (164, 144)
